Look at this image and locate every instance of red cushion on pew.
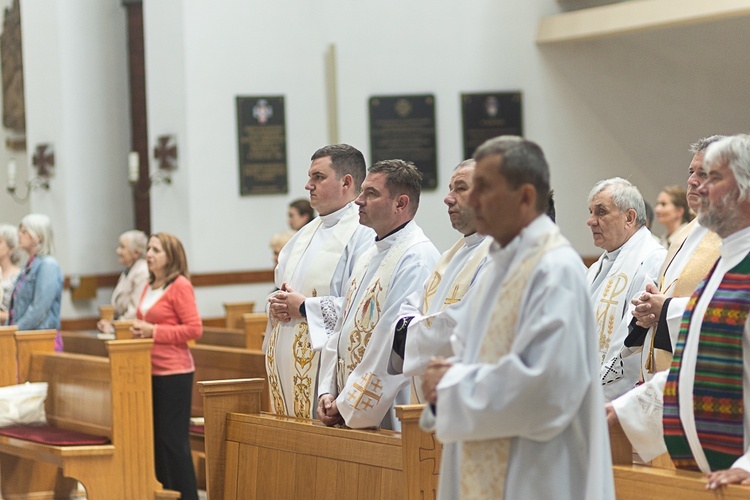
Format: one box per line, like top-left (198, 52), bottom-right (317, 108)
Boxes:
top-left (189, 424), bottom-right (204, 435)
top-left (0, 425), bottom-right (110, 446)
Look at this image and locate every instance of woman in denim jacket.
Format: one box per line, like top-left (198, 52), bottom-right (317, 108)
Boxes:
top-left (7, 214), bottom-right (64, 350)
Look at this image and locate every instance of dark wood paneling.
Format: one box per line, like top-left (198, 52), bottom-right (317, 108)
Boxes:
top-left (126, 2), bottom-right (151, 233)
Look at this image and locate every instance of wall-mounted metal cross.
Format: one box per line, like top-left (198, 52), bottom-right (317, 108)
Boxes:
top-left (32, 144), bottom-right (54, 178)
top-left (153, 135), bottom-right (177, 171)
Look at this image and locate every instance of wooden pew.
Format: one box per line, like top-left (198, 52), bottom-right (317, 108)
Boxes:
top-left (223, 301), bottom-right (255, 329)
top-left (14, 329), bottom-right (57, 382)
top-left (61, 330), bottom-right (109, 357)
top-left (198, 379), bottom-right (439, 499)
top-left (198, 312), bottom-right (268, 351)
top-left (56, 328), bottom-right (271, 491)
top-left (190, 344), bottom-right (269, 489)
top-left (609, 421), bottom-right (750, 498)
top-left (0, 328), bottom-right (74, 498)
top-left (198, 313), bottom-right (268, 350)
top-left (197, 326), bottom-right (247, 348)
top-left (199, 377), bottom-right (750, 500)
top-left (0, 326), bottom-right (18, 386)
top-left (242, 312), bottom-right (267, 350)
top-left (112, 319), bottom-right (134, 340)
top-left (0, 340), bottom-right (179, 500)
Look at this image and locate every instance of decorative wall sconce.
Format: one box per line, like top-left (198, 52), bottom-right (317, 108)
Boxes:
top-left (6, 143), bottom-right (54, 202)
top-left (128, 135), bottom-right (177, 194)
top-left (151, 135), bottom-right (177, 185)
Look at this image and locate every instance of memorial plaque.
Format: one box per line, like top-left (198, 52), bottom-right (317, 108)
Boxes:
top-left (461, 92), bottom-right (522, 159)
top-left (369, 94), bottom-right (437, 190)
top-left (236, 96), bottom-right (288, 196)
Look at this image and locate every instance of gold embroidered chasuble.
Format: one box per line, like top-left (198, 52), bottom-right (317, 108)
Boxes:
top-left (422, 235), bottom-right (492, 312)
top-left (459, 229), bottom-right (567, 499)
top-left (643, 220), bottom-right (721, 375)
top-left (407, 233), bottom-right (492, 402)
top-left (265, 204), bottom-right (363, 418)
top-left (330, 222), bottom-right (437, 428)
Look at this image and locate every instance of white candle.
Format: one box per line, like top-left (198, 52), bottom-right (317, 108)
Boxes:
top-left (7, 159), bottom-right (16, 189)
top-left (128, 152), bottom-right (139, 183)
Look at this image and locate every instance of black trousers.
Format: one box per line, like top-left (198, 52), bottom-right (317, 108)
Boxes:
top-left (152, 373), bottom-right (198, 500)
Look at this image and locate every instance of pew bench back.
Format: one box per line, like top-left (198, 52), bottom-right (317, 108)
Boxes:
top-left (30, 351), bottom-right (113, 439)
top-left (0, 340), bottom-right (178, 499)
top-left (190, 344), bottom-right (269, 417)
top-left (197, 326), bottom-right (246, 348)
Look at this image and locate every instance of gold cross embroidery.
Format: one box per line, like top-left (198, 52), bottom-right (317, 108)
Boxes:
top-left (346, 372), bottom-right (383, 411)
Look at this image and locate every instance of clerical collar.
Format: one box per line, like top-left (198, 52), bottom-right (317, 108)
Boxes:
top-left (319, 202), bottom-right (353, 228)
top-left (376, 220), bottom-right (411, 242)
top-left (463, 232), bottom-right (483, 247)
top-left (719, 225), bottom-right (750, 261)
top-left (604, 246), bottom-right (622, 262)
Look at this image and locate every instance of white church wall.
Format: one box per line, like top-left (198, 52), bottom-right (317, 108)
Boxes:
top-left (141, 0), bottom-right (664, 319)
top-left (21, 0), bottom-right (132, 318)
top-left (12, 0), bottom-right (739, 320)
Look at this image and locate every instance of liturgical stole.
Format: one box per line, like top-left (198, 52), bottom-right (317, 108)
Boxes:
top-left (460, 229), bottom-right (567, 499)
top-left (336, 225), bottom-right (428, 394)
top-left (663, 254), bottom-right (750, 471)
top-left (266, 210), bottom-right (361, 417)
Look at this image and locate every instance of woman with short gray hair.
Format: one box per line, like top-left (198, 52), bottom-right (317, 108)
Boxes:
top-left (98, 230), bottom-right (150, 333)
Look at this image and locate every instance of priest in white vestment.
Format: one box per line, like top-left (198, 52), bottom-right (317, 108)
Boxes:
top-left (609, 135), bottom-right (750, 489)
top-left (389, 159), bottom-right (491, 402)
top-left (586, 177), bottom-right (666, 400)
top-left (628, 137), bottom-right (723, 381)
top-left (314, 159), bottom-right (439, 430)
top-left (265, 144), bottom-right (374, 418)
top-left (423, 136), bottom-right (614, 500)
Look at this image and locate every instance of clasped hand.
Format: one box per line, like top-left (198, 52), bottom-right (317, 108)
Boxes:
top-left (631, 283), bottom-right (667, 328)
top-left (268, 283), bottom-right (306, 322)
top-left (421, 357), bottom-right (453, 404)
top-left (130, 319), bottom-right (154, 338)
top-left (317, 394), bottom-right (343, 426)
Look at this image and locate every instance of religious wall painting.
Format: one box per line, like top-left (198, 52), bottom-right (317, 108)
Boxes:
top-left (461, 92), bottom-right (522, 159)
top-left (236, 96), bottom-right (288, 196)
top-left (369, 94), bottom-right (438, 190)
top-left (0, 0), bottom-right (26, 150)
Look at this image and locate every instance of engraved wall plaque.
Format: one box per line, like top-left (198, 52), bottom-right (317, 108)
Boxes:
top-left (461, 92), bottom-right (522, 159)
top-left (369, 94), bottom-right (437, 190)
top-left (236, 96), bottom-right (288, 196)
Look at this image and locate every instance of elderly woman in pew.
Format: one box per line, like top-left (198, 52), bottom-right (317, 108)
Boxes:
top-left (97, 229), bottom-right (149, 333)
top-left (0, 224), bottom-right (24, 324)
top-left (130, 232), bottom-right (202, 500)
top-left (5, 215), bottom-right (64, 350)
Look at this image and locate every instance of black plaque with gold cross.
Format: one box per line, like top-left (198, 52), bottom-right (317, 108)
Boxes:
top-left (236, 96), bottom-right (288, 196)
top-left (369, 94), bottom-right (437, 190)
top-left (461, 92), bottom-right (522, 160)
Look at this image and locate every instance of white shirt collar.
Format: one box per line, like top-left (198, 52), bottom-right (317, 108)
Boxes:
top-left (719, 225), bottom-right (750, 261)
top-left (319, 201), bottom-right (354, 228)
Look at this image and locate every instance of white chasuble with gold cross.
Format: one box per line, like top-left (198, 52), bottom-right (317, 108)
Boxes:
top-left (265, 202), bottom-right (373, 418)
top-left (318, 220), bottom-right (439, 429)
top-left (585, 226), bottom-right (666, 401)
top-left (429, 216), bottom-right (615, 500)
top-left (399, 232), bottom-right (492, 402)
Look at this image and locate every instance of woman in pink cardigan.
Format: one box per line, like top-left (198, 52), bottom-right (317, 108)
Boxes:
top-left (131, 232), bottom-right (202, 500)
